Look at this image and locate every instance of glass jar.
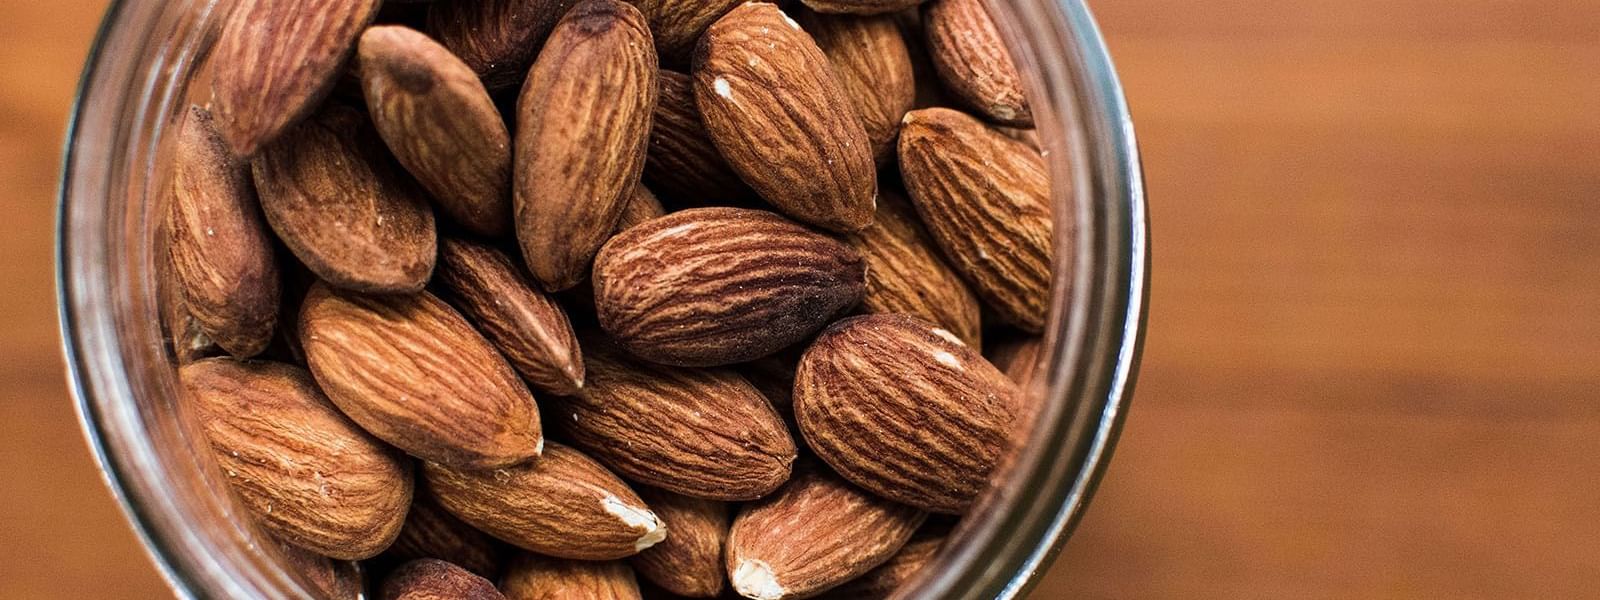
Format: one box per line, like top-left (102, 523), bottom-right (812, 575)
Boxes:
top-left (57, 0), bottom-right (1147, 597)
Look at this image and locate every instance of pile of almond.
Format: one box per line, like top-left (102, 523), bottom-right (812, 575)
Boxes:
top-left (161, 0), bottom-right (1054, 598)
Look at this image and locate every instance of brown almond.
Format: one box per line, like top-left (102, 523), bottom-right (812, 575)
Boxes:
top-left (725, 468), bottom-right (925, 600)
top-left (844, 189), bottom-right (982, 347)
top-left (275, 537), bottom-right (365, 600)
top-left (558, 340), bottom-right (796, 500)
top-left (516, 0), bottom-right (657, 291)
top-left (616, 183), bottom-right (667, 231)
top-left (384, 488), bottom-right (507, 579)
top-left (425, 442), bottom-right (666, 560)
top-left (426, 0), bottom-right (576, 91)
top-left (382, 559), bottom-right (505, 600)
top-left (299, 284), bottom-right (542, 469)
top-left (817, 531), bottom-right (944, 599)
top-left (501, 553), bottom-right (643, 600)
top-left (592, 207), bottom-right (866, 367)
top-left (626, 0), bottom-right (744, 66)
top-left (253, 104), bottom-right (437, 294)
top-left (794, 314), bottom-right (1021, 514)
top-left (898, 107), bottom-right (1052, 332)
top-left (986, 335), bottom-right (1042, 389)
top-left (436, 237), bottom-right (585, 396)
top-left (795, 9), bottom-right (915, 165)
top-left (922, 0), bottom-right (1032, 126)
top-left (179, 358), bottom-right (413, 560)
top-left (692, 2), bottom-right (876, 232)
top-left (158, 235), bottom-right (222, 364)
top-left (643, 70), bottom-right (756, 205)
top-left (631, 488), bottom-right (729, 598)
top-left (801, 0), bottom-right (926, 15)
top-left (739, 355), bottom-right (798, 426)
top-left (360, 26), bottom-right (512, 238)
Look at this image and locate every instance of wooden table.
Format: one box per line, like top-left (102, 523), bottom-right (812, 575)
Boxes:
top-left (3, 1), bottom-right (1597, 598)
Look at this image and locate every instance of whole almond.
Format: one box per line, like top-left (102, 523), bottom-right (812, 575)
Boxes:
top-left (299, 283), bottom-right (542, 469)
top-left (425, 442), bottom-right (666, 560)
top-left (898, 107), bottom-right (1052, 332)
top-left (179, 358), bottom-right (413, 560)
top-left (794, 314), bottom-right (1021, 514)
top-left (643, 70), bottom-right (755, 205)
top-left (253, 104), bottom-right (437, 294)
top-left (843, 189), bottom-right (981, 347)
top-left (436, 237), bottom-right (585, 396)
top-left (800, 0), bottom-right (926, 15)
top-left (592, 207), bottom-right (866, 367)
top-left (211, 0), bottom-right (380, 156)
top-left (795, 10), bottom-right (915, 165)
top-left (725, 467), bottom-right (925, 600)
top-left (426, 0), bottom-right (576, 91)
top-left (159, 221), bottom-right (222, 364)
top-left (817, 531), bottom-right (944, 599)
top-left (516, 0), bottom-right (657, 291)
top-left (274, 537), bottom-right (365, 600)
top-left (625, 0), bottom-right (744, 66)
top-left (922, 0), bottom-right (1032, 126)
top-left (383, 559), bottom-right (505, 600)
top-left (384, 488), bottom-right (507, 579)
top-left (501, 553), bottom-right (643, 600)
top-left (557, 340), bottom-right (796, 500)
top-left (631, 488), bottom-right (729, 598)
top-left (360, 26), bottom-right (512, 238)
top-left (692, 2), bottom-right (876, 232)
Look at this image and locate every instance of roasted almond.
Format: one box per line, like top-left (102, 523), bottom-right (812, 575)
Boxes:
top-left (592, 207), bottom-right (866, 367)
top-left (360, 25), bottom-right (512, 238)
top-left (795, 9), bottom-right (915, 165)
top-left (253, 104), bottom-right (437, 294)
top-left (501, 553), bottom-right (643, 600)
top-left (382, 559), bottom-right (505, 600)
top-left (922, 0), bottom-right (1032, 126)
top-left (794, 314), bottom-right (1021, 514)
top-left (180, 358), bottom-right (413, 560)
top-left (299, 283), bottom-right (542, 469)
top-left (426, 0), bottom-right (576, 91)
top-left (800, 0), bottom-right (927, 15)
top-left (425, 442), bottom-right (666, 560)
top-left (898, 107), bottom-right (1052, 332)
top-left (625, 0), bottom-right (744, 66)
top-left (843, 189), bottom-right (982, 347)
top-left (692, 2), bottom-right (876, 232)
top-left (817, 530), bottom-right (944, 599)
top-left (643, 70), bottom-right (755, 205)
top-left (515, 0), bottom-right (657, 291)
top-left (630, 488), bottom-right (729, 598)
top-left (384, 487), bottom-right (508, 579)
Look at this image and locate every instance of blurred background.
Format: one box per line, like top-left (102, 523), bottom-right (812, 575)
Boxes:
top-left (4, 0), bottom-right (1598, 598)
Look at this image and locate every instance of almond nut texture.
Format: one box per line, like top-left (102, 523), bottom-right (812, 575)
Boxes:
top-left (922, 0), bottom-right (1032, 126)
top-left (427, 0), bottom-right (576, 91)
top-left (500, 553), bottom-right (643, 600)
top-left (625, 0), bottom-right (745, 66)
top-left (382, 559), bottom-right (505, 600)
top-left (643, 70), bottom-right (756, 205)
top-left (630, 488), bottom-right (729, 598)
top-left (817, 531), bottom-right (944, 599)
top-left (796, 9), bottom-right (916, 165)
top-left (801, 0), bottom-right (927, 15)
top-left (384, 489), bottom-right (507, 579)
top-left (843, 189), bottom-right (981, 347)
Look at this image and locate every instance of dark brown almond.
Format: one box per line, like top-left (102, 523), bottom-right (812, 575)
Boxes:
top-left (383, 559), bottom-right (505, 600)
top-left (299, 284), bottom-right (542, 469)
top-left (817, 531), bottom-right (944, 599)
top-left (253, 104), bottom-right (437, 294)
top-left (795, 314), bottom-right (1021, 514)
top-left (898, 107), bottom-right (1052, 331)
top-left (275, 537), bottom-right (366, 600)
top-left (795, 9), bottom-right (915, 165)
top-left (844, 189), bottom-right (982, 347)
top-left (360, 25), bottom-right (512, 237)
top-left (501, 553), bottom-right (643, 600)
top-left (616, 183), bottom-right (667, 231)
top-left (692, 2), bottom-right (877, 232)
top-left (725, 468), bottom-right (925, 600)
top-left (922, 0), bottom-right (1032, 126)
top-left (801, 0), bottom-right (926, 15)
top-left (425, 442), bottom-right (666, 560)
top-left (180, 358), bottom-right (413, 560)
top-left (436, 237), bottom-right (585, 396)
top-left (516, 0), bottom-right (657, 291)
top-left (558, 340), bottom-right (796, 500)
top-left (211, 0), bottom-right (380, 156)
top-left (426, 0), bottom-right (576, 91)
top-left (384, 487), bottom-right (507, 579)
top-left (625, 0), bottom-right (744, 66)
top-left (985, 335), bottom-right (1042, 389)
top-left (592, 207), bottom-right (866, 367)
top-left (643, 70), bottom-right (756, 205)
top-left (631, 488), bottom-right (729, 598)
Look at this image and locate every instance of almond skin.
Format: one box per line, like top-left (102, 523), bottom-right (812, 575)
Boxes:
top-left (426, 0), bottom-right (576, 91)
top-left (425, 442), bottom-right (666, 561)
top-left (922, 0), bottom-right (1032, 126)
top-left (625, 0), bottom-right (744, 66)
top-left (383, 559), bottom-right (505, 600)
top-left (179, 358), bottom-right (413, 560)
top-left (211, 0), bottom-right (380, 156)
top-left (800, 0), bottom-right (926, 15)
top-left (692, 2), bottom-right (877, 232)
top-left (253, 104), bottom-right (437, 294)
top-left (299, 283), bottom-right (542, 469)
top-left (436, 237), bottom-right (585, 396)
top-left (843, 189), bottom-right (982, 347)
top-left (516, 0), bottom-right (658, 291)
top-left (817, 531), bottom-right (944, 599)
top-left (725, 467), bottom-right (925, 600)
top-left (592, 207), bottom-right (866, 367)
top-left (557, 339), bottom-right (796, 500)
top-left (898, 107), bottom-right (1052, 332)
top-left (794, 314), bottom-right (1021, 514)
top-left (501, 553), bottom-right (643, 600)
top-left (360, 25), bottom-right (512, 238)
top-left (630, 488), bottom-right (729, 598)
top-left (795, 9), bottom-right (916, 165)
top-left (384, 488), bottom-right (507, 579)
top-left (644, 70), bottom-right (756, 205)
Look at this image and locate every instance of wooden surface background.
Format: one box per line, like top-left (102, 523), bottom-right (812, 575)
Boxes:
top-left (3, 1), bottom-right (1597, 598)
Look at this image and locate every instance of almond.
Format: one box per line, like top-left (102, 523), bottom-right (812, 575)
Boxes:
top-left (898, 107), bottom-right (1052, 332)
top-left (643, 70), bottom-right (756, 205)
top-left (616, 183), bottom-right (667, 230)
top-left (384, 487), bottom-right (508, 579)
top-left (794, 314), bottom-right (1021, 514)
top-left (179, 358), bottom-right (413, 560)
top-left (817, 530), bottom-right (944, 599)
top-left (725, 467), bottom-right (925, 600)
top-left (922, 0), bottom-right (1032, 126)
top-left (557, 339), bottom-right (796, 500)
top-left (360, 25), bottom-right (512, 238)
top-left (515, 0), bottom-right (657, 291)
top-left (166, 105), bottom-right (281, 357)
top-left (592, 207), bottom-right (866, 367)
top-left (692, 2), bottom-right (876, 232)
top-left (158, 236), bottom-right (222, 364)
top-left (739, 354), bottom-right (798, 426)
top-left (630, 487), bottom-right (729, 598)
top-left (382, 559), bottom-right (505, 600)
top-left (436, 237), bottom-right (585, 396)
top-left (986, 334), bottom-right (1042, 390)
top-left (425, 442), bottom-right (666, 560)
top-left (501, 553), bottom-right (643, 600)
top-left (426, 0), bottom-right (576, 91)
top-left (842, 189), bottom-right (981, 347)
top-left (299, 283), bottom-right (542, 469)
top-left (274, 537), bottom-right (365, 600)
top-left (253, 104), bottom-right (438, 294)
top-left (794, 9), bottom-right (915, 165)
top-left (626, 0), bottom-right (744, 66)
top-left (800, 0), bottom-right (927, 15)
